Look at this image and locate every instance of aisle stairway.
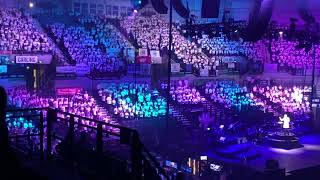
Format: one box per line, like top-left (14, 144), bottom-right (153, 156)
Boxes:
top-left (169, 104), bottom-right (191, 127)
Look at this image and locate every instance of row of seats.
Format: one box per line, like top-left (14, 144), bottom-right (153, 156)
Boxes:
top-left (98, 83), bottom-right (167, 118)
top-left (49, 23), bottom-right (125, 73)
top-left (0, 8), bottom-right (52, 53)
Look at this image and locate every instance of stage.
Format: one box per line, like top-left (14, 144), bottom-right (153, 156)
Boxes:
top-left (120, 116), bottom-right (320, 174)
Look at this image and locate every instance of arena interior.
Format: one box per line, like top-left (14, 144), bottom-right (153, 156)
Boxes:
top-left (1, 0), bottom-right (320, 179)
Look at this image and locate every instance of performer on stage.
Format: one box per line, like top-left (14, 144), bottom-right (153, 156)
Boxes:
top-left (279, 113), bottom-right (290, 129)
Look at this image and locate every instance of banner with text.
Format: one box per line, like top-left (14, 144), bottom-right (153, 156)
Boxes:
top-left (56, 88), bottom-right (83, 96)
top-left (56, 64), bottom-right (90, 75)
top-left (16, 56), bottom-right (38, 64)
top-left (75, 64), bottom-right (90, 75)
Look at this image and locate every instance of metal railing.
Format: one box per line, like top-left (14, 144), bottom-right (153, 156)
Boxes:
top-left (5, 107), bottom-right (169, 180)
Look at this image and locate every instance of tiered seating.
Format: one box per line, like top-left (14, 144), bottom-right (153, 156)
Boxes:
top-left (121, 14), bottom-right (210, 69)
top-left (252, 85), bottom-right (311, 115)
top-left (6, 87), bottom-right (114, 128)
top-left (49, 23), bottom-right (125, 73)
top-left (0, 8), bottom-right (52, 53)
top-left (79, 16), bottom-right (133, 50)
top-left (271, 39), bottom-right (320, 69)
top-left (161, 80), bottom-right (206, 105)
top-left (98, 83), bottom-right (167, 118)
top-left (197, 34), bottom-right (266, 62)
top-left (204, 80), bottom-right (264, 111)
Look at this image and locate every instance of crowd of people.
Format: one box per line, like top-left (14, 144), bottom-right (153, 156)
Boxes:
top-left (271, 39), bottom-right (320, 69)
top-left (79, 16), bottom-right (133, 51)
top-left (6, 86), bottom-right (113, 130)
top-left (98, 83), bottom-right (167, 118)
top-left (161, 80), bottom-right (206, 105)
top-left (121, 14), bottom-right (210, 69)
top-left (49, 23), bottom-right (125, 73)
top-left (252, 85), bottom-right (311, 115)
top-left (0, 8), bottom-right (52, 53)
top-left (204, 80), bottom-right (262, 111)
top-left (197, 34), bottom-right (267, 62)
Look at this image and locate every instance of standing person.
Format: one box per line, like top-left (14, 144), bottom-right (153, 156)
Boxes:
top-left (279, 113), bottom-right (290, 129)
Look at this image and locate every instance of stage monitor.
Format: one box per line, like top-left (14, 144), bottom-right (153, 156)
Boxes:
top-left (165, 160), bottom-right (178, 169)
top-left (200, 156), bottom-right (208, 161)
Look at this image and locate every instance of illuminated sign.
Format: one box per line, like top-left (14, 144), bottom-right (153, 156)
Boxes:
top-left (16, 56), bottom-right (38, 64)
top-left (0, 65), bottom-right (7, 74)
top-left (56, 88), bottom-right (82, 96)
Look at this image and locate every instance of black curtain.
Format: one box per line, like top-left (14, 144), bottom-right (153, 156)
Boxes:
top-left (172, 0), bottom-right (190, 18)
top-left (151, 0), bottom-right (168, 14)
top-left (201, 0), bottom-right (220, 18)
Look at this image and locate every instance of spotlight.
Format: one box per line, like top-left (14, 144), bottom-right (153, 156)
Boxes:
top-left (134, 9), bottom-right (138, 13)
top-left (29, 2), bottom-right (34, 8)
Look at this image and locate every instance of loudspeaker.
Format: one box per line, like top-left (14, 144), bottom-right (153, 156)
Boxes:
top-left (201, 0), bottom-right (220, 18)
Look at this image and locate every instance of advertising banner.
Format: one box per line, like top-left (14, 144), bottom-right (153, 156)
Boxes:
top-left (56, 88), bottom-right (82, 96)
top-left (136, 56), bottom-right (151, 64)
top-left (56, 64), bottom-right (90, 75)
top-left (56, 66), bottom-right (76, 73)
top-left (75, 64), bottom-right (90, 75)
top-left (16, 56), bottom-right (38, 64)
